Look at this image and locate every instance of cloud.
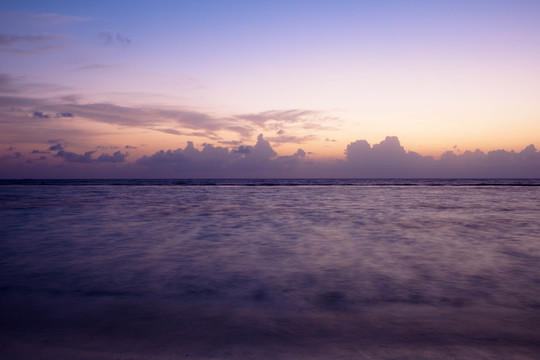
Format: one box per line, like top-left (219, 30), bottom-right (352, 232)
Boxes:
top-left (96, 151), bottom-right (128, 163)
top-left (236, 109), bottom-right (318, 127)
top-left (218, 140), bottom-right (242, 146)
top-left (32, 110), bottom-right (73, 119)
top-left (0, 73), bottom-right (66, 95)
top-left (31, 149), bottom-right (49, 154)
top-left (0, 34), bottom-right (60, 46)
top-left (0, 33), bottom-right (65, 55)
top-left (125, 145), bottom-right (137, 149)
top-left (0, 12), bottom-right (89, 27)
top-left (99, 32), bottom-right (132, 47)
top-left (343, 136), bottom-right (540, 178)
top-left (55, 150), bottom-right (95, 163)
top-left (33, 111), bottom-right (50, 118)
top-left (1, 75), bottom-right (333, 143)
top-left (232, 145), bottom-right (252, 154)
top-left (48, 143), bottom-right (64, 151)
top-left (135, 134), bottom-right (285, 177)
top-left (134, 134), bottom-right (540, 179)
top-left (1, 152), bottom-right (22, 160)
top-left (267, 134), bottom-right (317, 144)
top-left (235, 109), bottom-right (337, 134)
top-left (2, 132), bottom-right (540, 178)
top-left (74, 63), bottom-right (123, 72)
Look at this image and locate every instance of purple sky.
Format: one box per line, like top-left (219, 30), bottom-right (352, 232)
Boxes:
top-left (1, 1), bottom-right (539, 178)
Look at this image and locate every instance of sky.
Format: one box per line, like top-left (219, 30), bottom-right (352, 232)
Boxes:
top-left (1, 0), bottom-right (539, 178)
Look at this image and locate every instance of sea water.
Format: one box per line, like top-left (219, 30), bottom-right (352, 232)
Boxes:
top-left (1, 179), bottom-right (539, 359)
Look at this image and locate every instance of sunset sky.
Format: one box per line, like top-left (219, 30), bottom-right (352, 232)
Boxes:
top-left (1, 0), bottom-right (539, 178)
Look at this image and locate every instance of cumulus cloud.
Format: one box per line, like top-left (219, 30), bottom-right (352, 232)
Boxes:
top-left (55, 150), bottom-right (95, 163)
top-left (232, 145), bottom-right (252, 154)
top-left (96, 151), bottom-right (128, 163)
top-left (131, 134), bottom-right (540, 179)
top-left (53, 148), bottom-right (128, 164)
top-left (135, 134), bottom-right (294, 177)
top-left (1, 133), bottom-right (540, 178)
top-left (344, 136), bottom-right (540, 178)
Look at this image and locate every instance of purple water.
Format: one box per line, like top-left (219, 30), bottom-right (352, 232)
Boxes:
top-left (1, 179), bottom-right (539, 359)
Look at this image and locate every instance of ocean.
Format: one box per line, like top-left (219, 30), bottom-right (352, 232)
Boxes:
top-left (1, 179), bottom-right (539, 359)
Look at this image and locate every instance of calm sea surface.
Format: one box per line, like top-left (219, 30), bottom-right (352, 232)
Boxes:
top-left (1, 179), bottom-right (539, 359)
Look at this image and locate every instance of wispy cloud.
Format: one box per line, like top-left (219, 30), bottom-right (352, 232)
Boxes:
top-left (0, 73), bottom-right (66, 95)
top-left (0, 33), bottom-right (60, 46)
top-left (74, 63), bottom-right (124, 72)
top-left (0, 75), bottom-right (334, 145)
top-left (0, 12), bottom-right (89, 27)
top-left (0, 33), bottom-right (65, 55)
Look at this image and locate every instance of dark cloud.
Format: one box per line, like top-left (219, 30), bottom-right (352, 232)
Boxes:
top-left (55, 150), bottom-right (95, 163)
top-left (96, 151), bottom-right (128, 163)
top-left (97, 145), bottom-right (119, 150)
top-left (232, 145), bottom-right (252, 154)
top-left (99, 32), bottom-right (131, 47)
top-left (155, 128), bottom-right (183, 135)
top-left (48, 143), bottom-right (64, 151)
top-left (32, 111), bottom-right (73, 119)
top-left (125, 145), bottom-right (137, 149)
top-left (33, 111), bottom-right (50, 118)
top-left (31, 149), bottom-right (49, 154)
top-left (1, 152), bottom-right (22, 160)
